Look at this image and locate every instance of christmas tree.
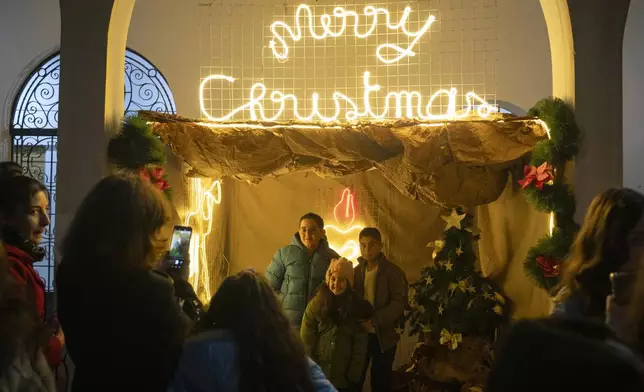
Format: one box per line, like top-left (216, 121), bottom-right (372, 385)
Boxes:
top-left (403, 208), bottom-right (508, 392)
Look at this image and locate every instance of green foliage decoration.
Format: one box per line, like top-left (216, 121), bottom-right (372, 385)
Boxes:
top-left (521, 98), bottom-right (581, 291)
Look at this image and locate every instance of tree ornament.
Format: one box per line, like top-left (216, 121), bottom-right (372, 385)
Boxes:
top-left (518, 161), bottom-right (554, 190)
top-left (444, 260), bottom-right (454, 271)
top-left (441, 209), bottom-right (466, 231)
top-left (439, 329), bottom-right (462, 350)
top-left (537, 255), bottom-right (562, 278)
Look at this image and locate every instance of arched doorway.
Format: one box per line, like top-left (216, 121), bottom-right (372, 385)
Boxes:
top-left (10, 48), bottom-right (176, 291)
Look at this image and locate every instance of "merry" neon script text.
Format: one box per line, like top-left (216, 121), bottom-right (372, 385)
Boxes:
top-left (268, 4), bottom-right (435, 65)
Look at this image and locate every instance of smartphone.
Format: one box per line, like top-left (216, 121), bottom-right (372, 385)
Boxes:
top-left (610, 272), bottom-right (636, 306)
top-left (166, 225), bottom-right (193, 268)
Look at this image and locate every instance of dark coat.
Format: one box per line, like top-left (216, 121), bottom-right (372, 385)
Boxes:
top-left (56, 262), bottom-right (190, 392)
top-left (300, 286), bottom-right (372, 389)
top-left (354, 253), bottom-right (408, 351)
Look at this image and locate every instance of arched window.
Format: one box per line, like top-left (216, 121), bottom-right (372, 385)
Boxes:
top-left (10, 48), bottom-right (176, 291)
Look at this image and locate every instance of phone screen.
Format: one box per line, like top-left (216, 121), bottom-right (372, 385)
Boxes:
top-left (168, 226), bottom-right (193, 263)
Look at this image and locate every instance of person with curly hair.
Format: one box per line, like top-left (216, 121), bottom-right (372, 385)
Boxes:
top-left (553, 188), bottom-right (644, 320)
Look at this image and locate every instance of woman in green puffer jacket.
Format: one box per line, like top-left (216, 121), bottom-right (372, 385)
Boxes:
top-left (301, 258), bottom-right (373, 392)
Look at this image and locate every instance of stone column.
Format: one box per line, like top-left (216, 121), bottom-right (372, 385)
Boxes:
top-left (56, 0), bottom-right (135, 249)
top-left (568, 0), bottom-right (630, 217)
top-left (540, 0), bottom-right (630, 218)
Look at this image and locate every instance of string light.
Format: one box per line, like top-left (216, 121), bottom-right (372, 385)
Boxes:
top-left (195, 121), bottom-right (343, 130)
top-left (184, 178), bottom-right (222, 302)
top-left (325, 188), bottom-right (364, 266)
top-left (199, 71), bottom-right (494, 123)
top-left (535, 118), bottom-right (555, 236)
top-left (268, 4), bottom-right (435, 64)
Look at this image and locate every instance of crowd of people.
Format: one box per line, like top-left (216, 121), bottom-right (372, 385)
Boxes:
top-left (3, 161), bottom-right (644, 391)
top-left (0, 164), bottom-right (409, 392)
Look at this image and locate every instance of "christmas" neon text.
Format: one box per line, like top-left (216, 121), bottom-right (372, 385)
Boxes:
top-left (199, 71), bottom-right (494, 122)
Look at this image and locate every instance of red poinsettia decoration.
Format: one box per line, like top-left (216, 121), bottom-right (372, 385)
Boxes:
top-left (536, 255), bottom-right (562, 278)
top-left (139, 166), bottom-right (171, 192)
top-left (518, 162), bottom-right (554, 190)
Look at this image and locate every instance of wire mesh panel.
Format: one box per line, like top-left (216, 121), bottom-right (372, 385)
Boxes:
top-left (199, 0), bottom-right (498, 122)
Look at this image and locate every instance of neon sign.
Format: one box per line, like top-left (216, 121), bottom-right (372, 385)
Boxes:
top-left (185, 178), bottom-right (222, 301)
top-left (269, 4), bottom-right (436, 65)
top-left (325, 188), bottom-right (363, 265)
top-left (199, 72), bottom-right (494, 122)
top-left (199, 4), bottom-right (495, 123)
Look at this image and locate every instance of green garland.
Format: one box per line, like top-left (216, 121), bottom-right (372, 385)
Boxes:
top-left (107, 115), bottom-right (172, 200)
top-left (107, 116), bottom-right (166, 169)
top-left (521, 98), bottom-right (580, 291)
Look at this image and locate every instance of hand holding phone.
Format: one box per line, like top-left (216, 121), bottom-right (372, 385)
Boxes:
top-left (165, 226), bottom-right (193, 279)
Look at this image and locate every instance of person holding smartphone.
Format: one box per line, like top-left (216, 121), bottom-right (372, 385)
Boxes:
top-left (162, 226), bottom-right (204, 321)
top-left (56, 174), bottom-right (192, 391)
top-left (553, 188), bottom-right (644, 323)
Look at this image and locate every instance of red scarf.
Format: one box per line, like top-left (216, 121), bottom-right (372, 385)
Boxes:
top-left (5, 243), bottom-right (45, 317)
top-left (5, 243), bottom-right (62, 367)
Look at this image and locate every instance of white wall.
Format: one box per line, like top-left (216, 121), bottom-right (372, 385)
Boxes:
top-left (0, 0), bottom-right (201, 161)
top-left (0, 0), bottom-right (60, 158)
top-left (0, 0), bottom-right (550, 147)
top-left (624, 0), bottom-right (644, 190)
top-left (497, 0), bottom-right (552, 114)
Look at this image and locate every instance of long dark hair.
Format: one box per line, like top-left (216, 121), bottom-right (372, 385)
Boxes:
top-left (196, 270), bottom-right (315, 392)
top-left (61, 174), bottom-right (172, 272)
top-left (557, 188), bottom-right (644, 316)
top-left (0, 241), bottom-right (47, 371)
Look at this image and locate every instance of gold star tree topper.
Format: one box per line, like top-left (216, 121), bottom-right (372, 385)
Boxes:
top-left (441, 209), bottom-right (466, 231)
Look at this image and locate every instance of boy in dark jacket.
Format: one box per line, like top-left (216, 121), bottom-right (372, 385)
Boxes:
top-left (354, 227), bottom-right (408, 392)
top-left (266, 213), bottom-right (339, 329)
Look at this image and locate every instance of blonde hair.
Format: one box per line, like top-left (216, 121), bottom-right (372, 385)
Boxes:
top-left (61, 173), bottom-right (173, 271)
top-left (557, 188), bottom-right (644, 316)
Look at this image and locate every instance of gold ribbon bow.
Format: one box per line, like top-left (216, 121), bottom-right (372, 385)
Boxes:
top-left (439, 329), bottom-right (462, 350)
